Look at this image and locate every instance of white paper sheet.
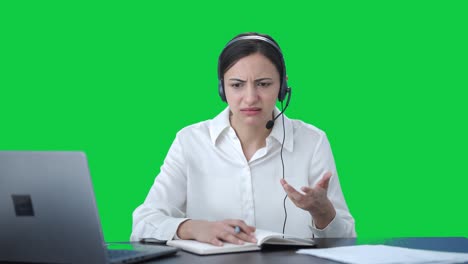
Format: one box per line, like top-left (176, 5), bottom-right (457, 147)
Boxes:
top-left (297, 245), bottom-right (468, 264)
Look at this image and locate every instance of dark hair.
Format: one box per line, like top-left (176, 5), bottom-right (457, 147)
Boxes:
top-left (218, 32), bottom-right (285, 82)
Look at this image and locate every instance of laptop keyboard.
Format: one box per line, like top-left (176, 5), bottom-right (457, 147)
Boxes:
top-left (108, 249), bottom-right (140, 259)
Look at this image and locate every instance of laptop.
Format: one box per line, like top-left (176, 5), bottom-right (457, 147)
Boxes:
top-left (0, 151), bottom-right (178, 264)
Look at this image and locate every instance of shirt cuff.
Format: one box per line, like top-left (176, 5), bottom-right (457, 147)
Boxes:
top-left (309, 214), bottom-right (342, 238)
top-left (172, 219), bottom-right (191, 240)
top-left (146, 217), bottom-right (190, 241)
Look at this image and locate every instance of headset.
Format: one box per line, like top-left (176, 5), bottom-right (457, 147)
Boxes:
top-left (217, 35), bottom-right (292, 235)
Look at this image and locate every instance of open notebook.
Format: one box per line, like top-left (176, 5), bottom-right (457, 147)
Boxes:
top-left (166, 229), bottom-right (315, 255)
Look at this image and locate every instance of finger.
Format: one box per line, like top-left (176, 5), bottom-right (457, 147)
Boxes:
top-left (281, 181), bottom-right (304, 201)
top-left (280, 178), bottom-right (287, 186)
top-left (219, 231), bottom-right (244, 245)
top-left (210, 237), bottom-right (224, 247)
top-left (223, 225), bottom-right (257, 243)
top-left (224, 219), bottom-right (256, 235)
top-left (316, 171), bottom-right (332, 186)
top-left (301, 186), bottom-right (314, 194)
top-left (317, 171), bottom-right (332, 190)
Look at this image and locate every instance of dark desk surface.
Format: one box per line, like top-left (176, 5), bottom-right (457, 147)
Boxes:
top-left (143, 237), bottom-right (468, 264)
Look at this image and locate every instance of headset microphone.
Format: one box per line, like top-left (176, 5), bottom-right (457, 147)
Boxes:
top-left (265, 120), bottom-right (275, 130)
top-left (265, 88), bottom-right (292, 129)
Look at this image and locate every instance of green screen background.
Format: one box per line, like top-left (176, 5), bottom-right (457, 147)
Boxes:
top-left (1, 2), bottom-right (467, 241)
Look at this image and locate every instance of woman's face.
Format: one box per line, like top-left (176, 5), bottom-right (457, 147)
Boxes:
top-left (224, 53), bottom-right (280, 129)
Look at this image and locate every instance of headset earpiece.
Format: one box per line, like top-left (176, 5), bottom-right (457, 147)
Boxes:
top-left (218, 79), bottom-right (226, 102)
top-left (278, 78), bottom-right (288, 102)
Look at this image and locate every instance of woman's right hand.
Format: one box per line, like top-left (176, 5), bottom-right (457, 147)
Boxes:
top-left (176, 219), bottom-right (257, 246)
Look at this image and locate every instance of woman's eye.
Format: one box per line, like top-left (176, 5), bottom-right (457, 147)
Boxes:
top-left (231, 83), bottom-right (242, 88)
top-left (257, 82), bottom-right (272, 87)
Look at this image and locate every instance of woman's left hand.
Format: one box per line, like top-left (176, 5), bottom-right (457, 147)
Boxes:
top-left (280, 171), bottom-right (336, 229)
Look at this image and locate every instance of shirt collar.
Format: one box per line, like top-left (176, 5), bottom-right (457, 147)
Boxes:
top-left (209, 107), bottom-right (231, 145)
top-left (209, 107), bottom-right (294, 152)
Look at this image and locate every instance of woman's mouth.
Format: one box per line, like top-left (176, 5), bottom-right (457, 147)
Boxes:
top-left (241, 107), bottom-right (262, 116)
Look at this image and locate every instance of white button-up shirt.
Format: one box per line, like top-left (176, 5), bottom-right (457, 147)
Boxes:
top-left (131, 107), bottom-right (356, 241)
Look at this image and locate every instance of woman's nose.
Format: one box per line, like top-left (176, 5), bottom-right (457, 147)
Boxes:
top-left (244, 83), bottom-right (259, 103)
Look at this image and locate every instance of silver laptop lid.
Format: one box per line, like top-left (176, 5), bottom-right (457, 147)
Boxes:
top-left (0, 151), bottom-right (108, 264)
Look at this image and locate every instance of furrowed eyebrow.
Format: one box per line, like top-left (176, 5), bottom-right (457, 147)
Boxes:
top-left (228, 78), bottom-right (246, 82)
top-left (255, 78), bottom-right (273, 82)
top-left (228, 78), bottom-right (273, 82)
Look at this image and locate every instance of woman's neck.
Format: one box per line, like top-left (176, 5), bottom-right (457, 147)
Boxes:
top-left (230, 116), bottom-right (272, 161)
top-left (234, 125), bottom-right (270, 147)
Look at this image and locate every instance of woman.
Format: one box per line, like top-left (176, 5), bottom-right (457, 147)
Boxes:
top-left (131, 32), bottom-right (356, 246)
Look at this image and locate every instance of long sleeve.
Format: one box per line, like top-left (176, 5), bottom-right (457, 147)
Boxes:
top-left (308, 132), bottom-right (356, 238)
top-left (130, 133), bottom-right (189, 241)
